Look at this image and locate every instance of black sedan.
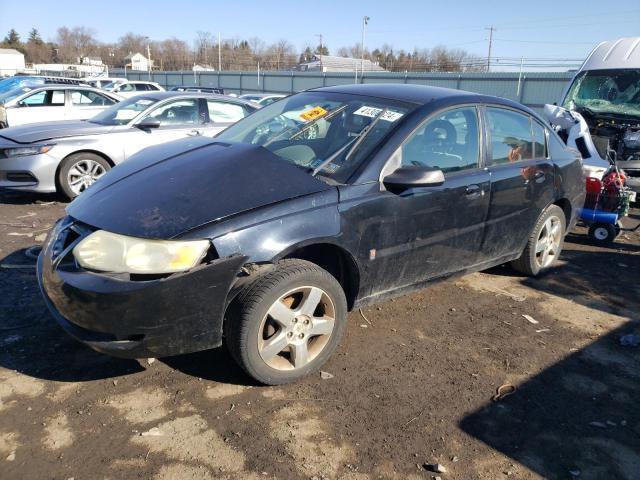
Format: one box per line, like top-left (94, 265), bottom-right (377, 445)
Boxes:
top-left (38, 84), bottom-right (585, 385)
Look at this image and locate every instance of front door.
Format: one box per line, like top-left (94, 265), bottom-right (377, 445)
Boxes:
top-left (123, 98), bottom-right (206, 158)
top-left (346, 106), bottom-right (491, 298)
top-left (7, 89), bottom-right (66, 126)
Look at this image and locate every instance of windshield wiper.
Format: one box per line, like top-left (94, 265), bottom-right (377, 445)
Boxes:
top-left (311, 108), bottom-right (388, 176)
top-left (263, 105), bottom-right (348, 148)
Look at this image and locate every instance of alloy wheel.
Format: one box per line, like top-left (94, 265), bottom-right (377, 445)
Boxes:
top-left (257, 286), bottom-right (335, 371)
top-left (67, 159), bottom-right (107, 195)
top-left (534, 215), bottom-right (562, 268)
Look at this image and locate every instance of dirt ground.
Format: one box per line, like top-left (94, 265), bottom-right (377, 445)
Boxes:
top-left (0, 189), bottom-right (639, 480)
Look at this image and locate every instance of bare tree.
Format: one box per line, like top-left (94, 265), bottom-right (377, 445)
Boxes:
top-left (56, 26), bottom-right (97, 63)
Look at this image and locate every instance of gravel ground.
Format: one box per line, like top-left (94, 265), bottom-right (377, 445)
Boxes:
top-left (0, 189), bottom-right (639, 480)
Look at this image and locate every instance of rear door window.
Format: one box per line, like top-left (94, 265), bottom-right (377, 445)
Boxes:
top-left (486, 108), bottom-right (534, 165)
top-left (70, 89), bottom-right (116, 106)
top-left (207, 100), bottom-right (248, 123)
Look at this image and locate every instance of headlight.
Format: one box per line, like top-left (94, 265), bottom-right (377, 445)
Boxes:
top-left (73, 230), bottom-right (210, 274)
top-left (4, 145), bottom-right (54, 157)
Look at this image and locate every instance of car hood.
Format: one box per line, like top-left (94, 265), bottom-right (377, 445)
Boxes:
top-left (67, 137), bottom-right (334, 239)
top-left (0, 120), bottom-right (114, 144)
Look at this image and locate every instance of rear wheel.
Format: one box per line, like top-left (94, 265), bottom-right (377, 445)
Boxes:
top-left (58, 153), bottom-right (110, 199)
top-left (511, 204), bottom-right (566, 276)
top-left (588, 223), bottom-right (617, 245)
top-left (225, 259), bottom-right (347, 385)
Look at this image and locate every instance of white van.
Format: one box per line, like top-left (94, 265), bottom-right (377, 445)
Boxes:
top-left (560, 37), bottom-right (640, 192)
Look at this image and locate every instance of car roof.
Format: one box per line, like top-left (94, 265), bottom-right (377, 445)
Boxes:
top-left (133, 91), bottom-right (258, 106)
top-left (312, 83), bottom-right (482, 105)
top-left (579, 37), bottom-right (640, 71)
top-left (311, 83), bottom-right (537, 114)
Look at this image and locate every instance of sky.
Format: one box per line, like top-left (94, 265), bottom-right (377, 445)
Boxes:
top-left (1, 0), bottom-right (639, 70)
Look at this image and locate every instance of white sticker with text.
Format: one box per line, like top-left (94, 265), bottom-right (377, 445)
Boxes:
top-left (353, 106), bottom-right (403, 122)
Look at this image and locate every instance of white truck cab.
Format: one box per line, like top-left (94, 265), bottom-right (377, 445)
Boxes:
top-left (560, 37), bottom-right (640, 192)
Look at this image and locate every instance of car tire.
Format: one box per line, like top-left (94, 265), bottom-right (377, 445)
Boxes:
top-left (225, 259), bottom-right (348, 385)
top-left (510, 204), bottom-right (566, 276)
top-left (588, 222), bottom-right (617, 246)
top-left (58, 153), bottom-right (111, 199)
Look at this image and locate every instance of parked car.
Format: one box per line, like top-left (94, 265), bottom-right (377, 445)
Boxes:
top-left (240, 93), bottom-right (286, 106)
top-left (170, 86), bottom-right (225, 95)
top-left (0, 76), bottom-right (87, 94)
top-left (559, 36), bottom-right (640, 193)
top-left (37, 84), bottom-right (584, 385)
top-left (0, 92), bottom-right (257, 197)
top-left (104, 81), bottom-right (165, 98)
top-left (0, 85), bottom-right (121, 128)
top-left (81, 77), bottom-right (127, 89)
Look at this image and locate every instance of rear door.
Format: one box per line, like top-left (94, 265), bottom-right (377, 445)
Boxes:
top-left (6, 89), bottom-right (66, 126)
top-left (66, 89), bottom-right (118, 120)
top-left (202, 98), bottom-right (253, 135)
top-left (478, 106), bottom-right (555, 261)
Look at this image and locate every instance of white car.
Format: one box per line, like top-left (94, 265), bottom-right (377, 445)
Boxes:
top-left (81, 77), bottom-right (127, 89)
top-left (0, 85), bottom-right (122, 128)
top-left (239, 93), bottom-right (286, 106)
top-left (105, 81), bottom-right (165, 98)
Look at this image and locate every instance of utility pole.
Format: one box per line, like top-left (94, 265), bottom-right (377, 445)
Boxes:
top-left (315, 33), bottom-right (324, 54)
top-left (485, 26), bottom-right (495, 72)
top-left (360, 16), bottom-right (370, 82)
top-left (218, 32), bottom-right (222, 72)
top-left (145, 36), bottom-right (152, 80)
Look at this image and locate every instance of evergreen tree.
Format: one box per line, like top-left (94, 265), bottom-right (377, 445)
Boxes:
top-left (28, 28), bottom-right (43, 45)
top-left (3, 29), bottom-right (21, 47)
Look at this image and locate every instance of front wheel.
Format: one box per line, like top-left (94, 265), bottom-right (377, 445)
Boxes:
top-left (58, 153), bottom-right (111, 199)
top-left (225, 259), bottom-right (347, 385)
top-left (511, 204), bottom-right (566, 276)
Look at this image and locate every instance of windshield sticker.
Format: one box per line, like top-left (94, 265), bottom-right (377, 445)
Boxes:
top-left (299, 106), bottom-right (328, 122)
top-left (353, 106), bottom-right (403, 122)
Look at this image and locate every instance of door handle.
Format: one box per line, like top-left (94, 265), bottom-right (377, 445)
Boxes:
top-left (187, 129), bottom-right (202, 137)
top-left (534, 171), bottom-right (546, 183)
top-left (465, 184), bottom-right (483, 199)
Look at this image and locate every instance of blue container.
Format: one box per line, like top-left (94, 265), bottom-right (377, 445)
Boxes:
top-left (579, 208), bottom-right (618, 224)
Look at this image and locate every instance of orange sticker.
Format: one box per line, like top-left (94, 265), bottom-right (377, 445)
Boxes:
top-left (299, 106), bottom-right (328, 122)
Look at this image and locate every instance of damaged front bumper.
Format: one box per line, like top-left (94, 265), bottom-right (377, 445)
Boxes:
top-left (37, 218), bottom-right (247, 359)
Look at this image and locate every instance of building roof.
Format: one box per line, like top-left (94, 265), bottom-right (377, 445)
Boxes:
top-left (580, 37), bottom-right (640, 71)
top-left (124, 52), bottom-right (147, 60)
top-left (301, 54), bottom-right (385, 72)
top-left (0, 48), bottom-right (24, 56)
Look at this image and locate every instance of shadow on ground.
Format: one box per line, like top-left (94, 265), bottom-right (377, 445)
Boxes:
top-left (0, 190), bottom-right (64, 205)
top-left (460, 321), bottom-right (640, 480)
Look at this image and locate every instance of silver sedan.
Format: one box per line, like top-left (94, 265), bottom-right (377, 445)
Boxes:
top-left (0, 92), bottom-right (258, 198)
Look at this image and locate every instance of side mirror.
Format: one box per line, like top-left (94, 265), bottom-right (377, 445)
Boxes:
top-left (383, 166), bottom-right (445, 191)
top-left (135, 118), bottom-right (161, 129)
